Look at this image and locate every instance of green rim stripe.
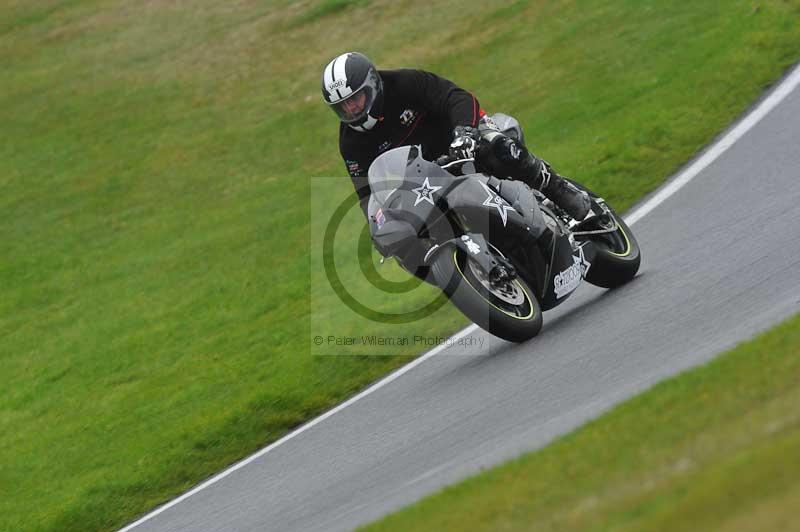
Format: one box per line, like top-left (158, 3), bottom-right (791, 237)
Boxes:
top-left (607, 217), bottom-right (632, 257)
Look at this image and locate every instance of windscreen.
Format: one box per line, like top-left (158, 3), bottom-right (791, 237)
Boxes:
top-left (367, 146), bottom-right (451, 207)
top-left (367, 146), bottom-right (412, 206)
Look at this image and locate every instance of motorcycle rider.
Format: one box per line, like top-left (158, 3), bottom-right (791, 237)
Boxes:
top-left (321, 51), bottom-right (592, 223)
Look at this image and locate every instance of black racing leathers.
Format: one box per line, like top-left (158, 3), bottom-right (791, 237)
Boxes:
top-left (339, 69), bottom-right (482, 216)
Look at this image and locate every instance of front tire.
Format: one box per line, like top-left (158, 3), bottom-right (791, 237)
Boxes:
top-left (431, 247), bottom-right (543, 342)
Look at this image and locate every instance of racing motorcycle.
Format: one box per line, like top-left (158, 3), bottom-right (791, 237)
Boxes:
top-left (367, 114), bottom-right (640, 342)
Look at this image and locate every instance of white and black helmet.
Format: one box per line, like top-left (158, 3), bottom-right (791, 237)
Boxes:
top-left (321, 52), bottom-right (384, 131)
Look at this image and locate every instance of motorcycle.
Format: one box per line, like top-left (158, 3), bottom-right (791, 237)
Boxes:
top-left (367, 114), bottom-right (640, 342)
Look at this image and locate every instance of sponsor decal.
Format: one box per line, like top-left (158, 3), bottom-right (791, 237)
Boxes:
top-left (554, 247), bottom-right (592, 299)
top-left (377, 141), bottom-right (392, 153)
top-left (375, 208), bottom-right (386, 229)
top-left (328, 79), bottom-right (345, 91)
top-left (554, 255), bottom-right (582, 299)
top-left (461, 235), bottom-right (481, 255)
top-left (399, 108), bottom-right (419, 126)
top-left (345, 160), bottom-right (361, 175)
top-left (479, 181), bottom-right (515, 226)
top-left (411, 177), bottom-right (442, 206)
top-left (509, 143), bottom-right (521, 159)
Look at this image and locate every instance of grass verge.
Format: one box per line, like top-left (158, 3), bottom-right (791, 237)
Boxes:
top-left (1, 1), bottom-right (799, 530)
top-left (362, 313), bottom-right (800, 532)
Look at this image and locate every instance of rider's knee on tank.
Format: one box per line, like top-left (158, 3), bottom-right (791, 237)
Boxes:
top-left (476, 134), bottom-right (543, 187)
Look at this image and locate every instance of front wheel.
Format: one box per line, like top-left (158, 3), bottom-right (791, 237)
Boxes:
top-left (431, 246), bottom-right (542, 343)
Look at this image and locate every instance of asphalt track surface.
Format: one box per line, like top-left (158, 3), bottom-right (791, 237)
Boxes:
top-left (123, 66), bottom-right (800, 531)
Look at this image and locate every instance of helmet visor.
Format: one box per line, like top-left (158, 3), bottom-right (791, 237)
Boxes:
top-left (328, 85), bottom-right (375, 123)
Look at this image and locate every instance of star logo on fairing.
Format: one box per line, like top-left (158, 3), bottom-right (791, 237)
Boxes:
top-left (479, 181), bottom-right (515, 226)
top-left (577, 243), bottom-right (592, 277)
top-left (411, 177), bottom-right (442, 206)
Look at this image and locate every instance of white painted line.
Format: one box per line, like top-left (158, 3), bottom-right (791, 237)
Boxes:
top-left (625, 63), bottom-right (800, 226)
top-left (118, 324), bottom-right (480, 532)
top-left (120, 62), bottom-right (800, 531)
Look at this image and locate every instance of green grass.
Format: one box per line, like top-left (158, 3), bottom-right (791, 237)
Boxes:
top-left (362, 313), bottom-right (800, 532)
top-left (1, 1), bottom-right (799, 531)
top-left (290, 0), bottom-right (373, 27)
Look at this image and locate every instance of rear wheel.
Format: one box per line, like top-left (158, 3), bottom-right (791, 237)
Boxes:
top-left (566, 180), bottom-right (641, 288)
top-left (431, 245), bottom-right (542, 342)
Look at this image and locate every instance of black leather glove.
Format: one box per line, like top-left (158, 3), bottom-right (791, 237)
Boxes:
top-left (449, 126), bottom-right (480, 160)
top-left (475, 134), bottom-right (534, 180)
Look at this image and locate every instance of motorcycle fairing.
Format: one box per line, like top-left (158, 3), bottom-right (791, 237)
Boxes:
top-left (366, 145), bottom-right (590, 309)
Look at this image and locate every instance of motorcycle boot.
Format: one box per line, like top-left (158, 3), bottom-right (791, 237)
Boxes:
top-left (497, 137), bottom-right (592, 221)
top-left (535, 161), bottom-right (591, 221)
top-left (482, 135), bottom-right (591, 221)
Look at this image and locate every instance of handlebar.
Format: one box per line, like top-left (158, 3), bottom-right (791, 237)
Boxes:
top-left (436, 155), bottom-right (475, 170)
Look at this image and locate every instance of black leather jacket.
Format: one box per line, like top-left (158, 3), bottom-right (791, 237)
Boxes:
top-left (338, 69), bottom-right (482, 214)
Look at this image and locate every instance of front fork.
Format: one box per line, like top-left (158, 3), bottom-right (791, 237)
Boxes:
top-left (424, 232), bottom-right (517, 286)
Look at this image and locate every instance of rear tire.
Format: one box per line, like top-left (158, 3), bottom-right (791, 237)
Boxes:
top-left (580, 207), bottom-right (640, 287)
top-left (431, 246), bottom-right (543, 342)
top-left (564, 179), bottom-right (641, 289)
